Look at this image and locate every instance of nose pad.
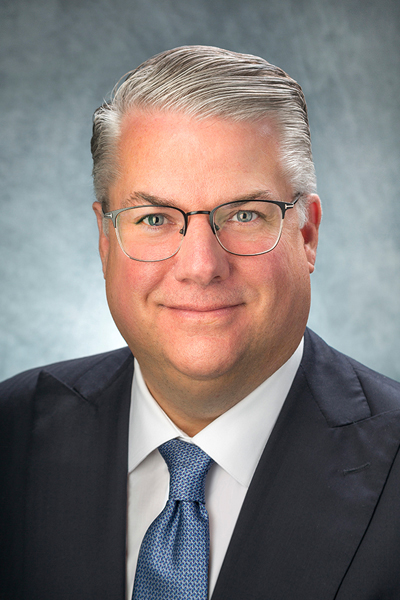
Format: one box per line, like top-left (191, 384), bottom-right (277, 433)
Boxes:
top-left (184, 210), bottom-right (214, 235)
top-left (179, 210), bottom-right (217, 243)
top-left (174, 213), bottom-right (230, 285)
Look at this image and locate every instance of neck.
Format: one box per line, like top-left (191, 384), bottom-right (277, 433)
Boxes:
top-left (137, 345), bottom-right (297, 437)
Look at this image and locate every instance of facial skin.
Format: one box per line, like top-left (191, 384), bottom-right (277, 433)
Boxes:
top-left (93, 111), bottom-right (321, 435)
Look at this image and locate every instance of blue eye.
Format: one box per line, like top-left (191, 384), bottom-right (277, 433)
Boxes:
top-left (233, 211), bottom-right (257, 223)
top-left (144, 214), bottom-right (165, 226)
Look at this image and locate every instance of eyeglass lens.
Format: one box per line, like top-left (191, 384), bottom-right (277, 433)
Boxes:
top-left (115, 201), bottom-right (284, 261)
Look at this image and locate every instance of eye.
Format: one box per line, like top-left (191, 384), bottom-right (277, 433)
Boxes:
top-left (232, 210), bottom-right (258, 223)
top-left (142, 214), bottom-right (166, 226)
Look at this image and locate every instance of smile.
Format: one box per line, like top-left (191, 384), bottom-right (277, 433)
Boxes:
top-left (165, 304), bottom-right (242, 312)
top-left (161, 303), bottom-right (244, 321)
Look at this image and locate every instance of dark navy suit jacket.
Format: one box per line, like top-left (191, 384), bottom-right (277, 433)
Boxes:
top-left (1, 329), bottom-right (400, 599)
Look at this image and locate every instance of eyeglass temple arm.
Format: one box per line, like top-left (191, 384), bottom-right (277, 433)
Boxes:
top-left (282, 194), bottom-right (302, 217)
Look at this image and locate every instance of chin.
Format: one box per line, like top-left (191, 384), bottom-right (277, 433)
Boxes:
top-left (165, 339), bottom-right (243, 382)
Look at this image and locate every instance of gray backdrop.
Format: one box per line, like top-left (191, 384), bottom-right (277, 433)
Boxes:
top-left (1, 0), bottom-right (399, 382)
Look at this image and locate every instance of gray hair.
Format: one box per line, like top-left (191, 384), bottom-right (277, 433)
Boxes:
top-left (91, 45), bottom-right (317, 223)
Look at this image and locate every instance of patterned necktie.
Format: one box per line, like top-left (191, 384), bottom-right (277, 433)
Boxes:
top-left (132, 438), bottom-right (214, 600)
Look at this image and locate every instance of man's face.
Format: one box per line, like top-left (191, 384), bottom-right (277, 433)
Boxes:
top-left (94, 110), bottom-right (320, 393)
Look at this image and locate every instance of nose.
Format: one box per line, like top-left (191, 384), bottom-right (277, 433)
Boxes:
top-left (173, 213), bottom-right (230, 287)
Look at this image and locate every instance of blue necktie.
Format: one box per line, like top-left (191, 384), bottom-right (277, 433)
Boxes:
top-left (132, 439), bottom-right (214, 600)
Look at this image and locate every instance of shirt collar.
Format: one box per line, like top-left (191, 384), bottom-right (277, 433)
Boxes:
top-left (128, 339), bottom-right (303, 487)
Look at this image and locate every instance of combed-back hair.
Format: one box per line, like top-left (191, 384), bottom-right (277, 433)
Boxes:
top-left (91, 45), bottom-right (317, 221)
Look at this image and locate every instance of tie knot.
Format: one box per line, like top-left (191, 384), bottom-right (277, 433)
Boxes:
top-left (159, 439), bottom-right (213, 503)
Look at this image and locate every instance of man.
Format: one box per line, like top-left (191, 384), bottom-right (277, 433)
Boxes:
top-left (1, 46), bottom-right (400, 600)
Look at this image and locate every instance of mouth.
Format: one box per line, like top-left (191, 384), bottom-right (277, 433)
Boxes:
top-left (160, 303), bottom-right (244, 322)
top-left (163, 302), bottom-right (243, 312)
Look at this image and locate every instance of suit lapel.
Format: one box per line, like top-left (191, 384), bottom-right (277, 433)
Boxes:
top-left (212, 330), bottom-right (400, 600)
top-left (19, 334), bottom-right (400, 599)
top-left (23, 350), bottom-right (134, 600)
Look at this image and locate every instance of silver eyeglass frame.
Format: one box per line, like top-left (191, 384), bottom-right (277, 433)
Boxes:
top-left (103, 194), bottom-right (301, 262)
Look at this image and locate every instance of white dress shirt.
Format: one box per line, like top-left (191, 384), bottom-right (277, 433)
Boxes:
top-left (126, 339), bottom-right (303, 599)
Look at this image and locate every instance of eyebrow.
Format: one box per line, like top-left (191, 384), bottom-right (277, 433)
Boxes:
top-left (228, 190), bottom-right (279, 203)
top-left (121, 192), bottom-right (176, 208)
top-left (122, 189), bottom-right (279, 209)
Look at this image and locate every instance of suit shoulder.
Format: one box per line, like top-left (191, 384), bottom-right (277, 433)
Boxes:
top-left (0, 347), bottom-right (132, 408)
top-left (305, 328), bottom-right (400, 416)
top-left (347, 355), bottom-right (400, 413)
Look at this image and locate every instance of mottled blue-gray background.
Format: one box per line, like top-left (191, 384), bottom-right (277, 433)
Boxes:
top-left (1, 0), bottom-right (399, 382)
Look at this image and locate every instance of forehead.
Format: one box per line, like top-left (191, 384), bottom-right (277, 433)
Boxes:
top-left (110, 110), bottom-right (291, 209)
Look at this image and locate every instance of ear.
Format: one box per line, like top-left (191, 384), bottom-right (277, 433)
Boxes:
top-left (300, 194), bottom-right (322, 274)
top-left (93, 201), bottom-right (110, 279)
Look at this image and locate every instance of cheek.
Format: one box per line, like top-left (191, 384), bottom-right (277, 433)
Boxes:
top-left (276, 240), bottom-right (312, 322)
top-left (104, 245), bottom-right (157, 318)
top-left (245, 248), bottom-right (294, 295)
top-left (247, 237), bottom-right (311, 316)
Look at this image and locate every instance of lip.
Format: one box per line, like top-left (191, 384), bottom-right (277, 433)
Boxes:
top-left (162, 303), bottom-right (243, 312)
top-left (160, 303), bottom-right (244, 323)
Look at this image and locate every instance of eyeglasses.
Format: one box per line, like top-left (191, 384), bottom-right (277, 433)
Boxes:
top-left (103, 195), bottom-right (301, 262)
